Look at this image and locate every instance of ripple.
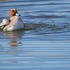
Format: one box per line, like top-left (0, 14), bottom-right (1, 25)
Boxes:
top-left (0, 0), bottom-right (70, 70)
top-left (0, 0), bottom-right (70, 36)
top-left (25, 15), bottom-right (66, 19)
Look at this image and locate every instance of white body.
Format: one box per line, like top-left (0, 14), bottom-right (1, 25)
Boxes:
top-left (0, 19), bottom-right (9, 26)
top-left (2, 16), bottom-right (24, 31)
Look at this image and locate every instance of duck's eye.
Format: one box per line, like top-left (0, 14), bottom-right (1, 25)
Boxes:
top-left (12, 10), bottom-right (15, 12)
top-left (10, 10), bottom-right (14, 12)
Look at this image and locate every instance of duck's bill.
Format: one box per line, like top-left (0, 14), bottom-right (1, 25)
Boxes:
top-left (16, 13), bottom-right (21, 16)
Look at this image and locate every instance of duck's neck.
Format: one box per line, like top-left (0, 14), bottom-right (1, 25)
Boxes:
top-left (10, 16), bottom-right (15, 20)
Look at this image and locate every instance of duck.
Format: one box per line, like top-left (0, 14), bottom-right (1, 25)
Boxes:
top-left (0, 8), bottom-right (24, 31)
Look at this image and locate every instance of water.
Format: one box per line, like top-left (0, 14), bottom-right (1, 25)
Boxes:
top-left (0, 0), bottom-right (70, 70)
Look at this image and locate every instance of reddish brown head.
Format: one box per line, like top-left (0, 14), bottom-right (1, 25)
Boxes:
top-left (9, 8), bottom-right (17, 18)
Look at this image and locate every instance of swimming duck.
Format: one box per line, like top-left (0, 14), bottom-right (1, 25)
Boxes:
top-left (0, 8), bottom-right (24, 31)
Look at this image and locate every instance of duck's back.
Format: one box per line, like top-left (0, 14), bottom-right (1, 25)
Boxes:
top-left (7, 16), bottom-right (24, 31)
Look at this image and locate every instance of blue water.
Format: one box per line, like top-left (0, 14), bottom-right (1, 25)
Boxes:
top-left (0, 0), bottom-right (70, 70)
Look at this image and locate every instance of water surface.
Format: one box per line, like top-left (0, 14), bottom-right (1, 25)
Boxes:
top-left (0, 0), bottom-right (70, 70)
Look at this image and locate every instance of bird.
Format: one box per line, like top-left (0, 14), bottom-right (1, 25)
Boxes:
top-left (0, 8), bottom-right (24, 31)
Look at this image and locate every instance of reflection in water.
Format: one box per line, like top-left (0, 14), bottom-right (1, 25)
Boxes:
top-left (3, 30), bottom-right (24, 56)
top-left (4, 30), bottom-right (24, 47)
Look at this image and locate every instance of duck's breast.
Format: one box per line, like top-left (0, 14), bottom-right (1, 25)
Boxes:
top-left (13, 17), bottom-right (24, 29)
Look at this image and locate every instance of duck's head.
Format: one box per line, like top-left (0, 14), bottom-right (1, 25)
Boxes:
top-left (9, 8), bottom-right (20, 18)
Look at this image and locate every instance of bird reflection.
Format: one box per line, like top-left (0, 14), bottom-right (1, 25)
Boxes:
top-left (3, 30), bottom-right (24, 56)
top-left (3, 30), bottom-right (24, 47)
